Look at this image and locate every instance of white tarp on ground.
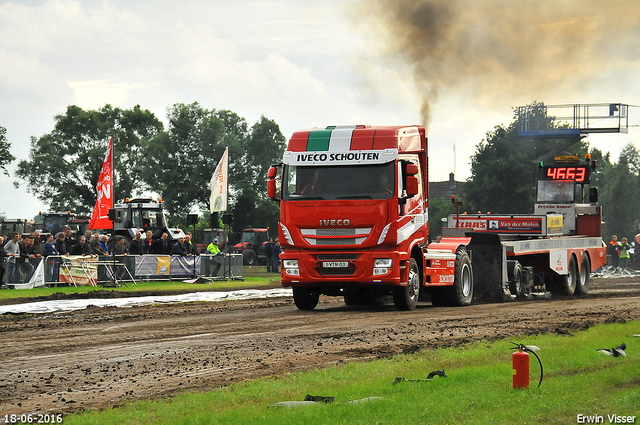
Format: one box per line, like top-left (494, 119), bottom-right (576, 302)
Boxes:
top-left (592, 264), bottom-right (640, 279)
top-left (0, 288), bottom-right (293, 315)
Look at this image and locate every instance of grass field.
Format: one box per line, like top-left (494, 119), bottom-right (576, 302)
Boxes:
top-left (63, 320), bottom-right (640, 425)
top-left (0, 265), bottom-right (281, 302)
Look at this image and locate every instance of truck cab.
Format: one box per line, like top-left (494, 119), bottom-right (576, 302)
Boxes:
top-left (268, 125), bottom-right (431, 310)
top-left (533, 159), bottom-right (600, 237)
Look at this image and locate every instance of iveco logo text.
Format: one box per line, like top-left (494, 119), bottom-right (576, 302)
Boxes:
top-left (319, 219), bottom-right (350, 226)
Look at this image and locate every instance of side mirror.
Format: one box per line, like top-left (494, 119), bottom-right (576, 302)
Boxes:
top-left (267, 166), bottom-right (278, 200)
top-left (406, 163), bottom-right (418, 176)
top-left (268, 179), bottom-right (277, 199)
top-left (589, 187), bottom-right (598, 203)
top-left (404, 162), bottom-right (419, 197)
top-left (405, 176), bottom-right (419, 197)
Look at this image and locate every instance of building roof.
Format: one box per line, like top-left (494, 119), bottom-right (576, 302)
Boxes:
top-left (429, 173), bottom-right (463, 200)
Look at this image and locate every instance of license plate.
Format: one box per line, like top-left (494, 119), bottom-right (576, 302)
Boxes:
top-left (323, 261), bottom-right (348, 268)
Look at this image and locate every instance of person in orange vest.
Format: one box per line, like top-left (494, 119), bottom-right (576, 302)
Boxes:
top-left (608, 235), bottom-right (620, 268)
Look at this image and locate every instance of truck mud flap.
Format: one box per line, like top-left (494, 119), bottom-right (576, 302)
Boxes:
top-left (466, 233), bottom-right (511, 301)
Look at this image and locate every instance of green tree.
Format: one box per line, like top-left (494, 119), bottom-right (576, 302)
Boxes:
top-left (14, 105), bottom-right (163, 214)
top-left (587, 147), bottom-right (610, 193)
top-left (231, 116), bottom-right (286, 234)
top-left (463, 102), bottom-right (588, 214)
top-left (141, 103), bottom-right (233, 219)
top-left (0, 125), bottom-right (16, 176)
top-left (597, 143), bottom-right (640, 241)
top-left (141, 103), bottom-right (286, 231)
top-left (462, 122), bottom-right (534, 214)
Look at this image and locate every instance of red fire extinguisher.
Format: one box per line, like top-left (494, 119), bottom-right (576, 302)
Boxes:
top-left (511, 342), bottom-right (543, 389)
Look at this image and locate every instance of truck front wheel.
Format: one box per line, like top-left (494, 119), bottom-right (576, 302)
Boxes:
top-left (293, 287), bottom-right (320, 311)
top-left (393, 258), bottom-right (420, 311)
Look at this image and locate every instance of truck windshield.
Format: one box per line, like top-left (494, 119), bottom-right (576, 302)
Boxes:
top-left (282, 162), bottom-right (395, 201)
top-left (241, 233), bottom-right (257, 244)
top-left (43, 216), bottom-right (70, 235)
top-left (240, 232), bottom-right (268, 244)
top-left (132, 208), bottom-right (166, 228)
top-left (537, 180), bottom-right (578, 203)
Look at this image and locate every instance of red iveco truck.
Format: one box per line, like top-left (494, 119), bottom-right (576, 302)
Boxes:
top-left (267, 124), bottom-right (606, 311)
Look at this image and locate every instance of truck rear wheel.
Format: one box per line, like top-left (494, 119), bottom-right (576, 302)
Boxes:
top-left (575, 253), bottom-right (591, 295)
top-left (451, 248), bottom-right (473, 305)
top-left (509, 262), bottom-right (525, 298)
top-left (293, 287), bottom-right (320, 311)
top-left (393, 258), bottom-right (420, 311)
top-left (552, 255), bottom-right (578, 295)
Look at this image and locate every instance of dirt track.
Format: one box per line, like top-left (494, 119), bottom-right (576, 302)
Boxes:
top-left (1, 278), bottom-right (640, 418)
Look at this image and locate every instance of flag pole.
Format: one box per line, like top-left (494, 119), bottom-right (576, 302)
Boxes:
top-left (110, 135), bottom-right (117, 287)
top-left (111, 134), bottom-right (115, 213)
top-left (111, 133), bottom-right (115, 241)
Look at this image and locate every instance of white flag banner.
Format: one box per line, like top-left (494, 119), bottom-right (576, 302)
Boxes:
top-left (28, 260), bottom-right (46, 288)
top-left (210, 147), bottom-right (229, 213)
top-left (11, 260), bottom-right (46, 289)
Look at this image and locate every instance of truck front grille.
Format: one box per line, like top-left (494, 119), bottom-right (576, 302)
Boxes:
top-left (300, 228), bottom-right (371, 246)
top-left (317, 254), bottom-right (359, 261)
top-left (319, 268), bottom-right (356, 276)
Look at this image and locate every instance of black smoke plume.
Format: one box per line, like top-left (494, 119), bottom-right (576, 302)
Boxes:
top-left (354, 0), bottom-right (640, 129)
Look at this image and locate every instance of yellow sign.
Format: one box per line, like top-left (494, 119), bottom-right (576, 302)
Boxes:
top-left (157, 256), bottom-right (171, 275)
top-left (554, 155), bottom-right (580, 163)
top-left (547, 215), bottom-right (564, 235)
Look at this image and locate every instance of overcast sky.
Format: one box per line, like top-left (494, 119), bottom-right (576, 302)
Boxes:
top-left (2, 0), bottom-right (640, 220)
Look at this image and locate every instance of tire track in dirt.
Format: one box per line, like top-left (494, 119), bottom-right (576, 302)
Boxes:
top-left (1, 278), bottom-right (639, 418)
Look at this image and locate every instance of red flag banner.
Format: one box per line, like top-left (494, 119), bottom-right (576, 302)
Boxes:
top-left (89, 137), bottom-right (114, 229)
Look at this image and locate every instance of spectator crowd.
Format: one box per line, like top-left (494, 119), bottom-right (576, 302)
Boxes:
top-left (0, 228), bottom-right (224, 286)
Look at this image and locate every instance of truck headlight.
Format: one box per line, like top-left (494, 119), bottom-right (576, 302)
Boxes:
top-left (373, 258), bottom-right (392, 275)
top-left (283, 259), bottom-right (298, 269)
top-left (284, 259), bottom-right (299, 276)
top-left (374, 259), bottom-right (392, 268)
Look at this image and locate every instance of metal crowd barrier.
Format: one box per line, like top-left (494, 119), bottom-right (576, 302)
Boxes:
top-left (132, 253), bottom-right (243, 281)
top-left (1, 256), bottom-right (44, 287)
top-left (0, 253), bottom-right (243, 288)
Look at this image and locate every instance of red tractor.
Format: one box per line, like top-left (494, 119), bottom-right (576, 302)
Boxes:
top-left (231, 228), bottom-right (270, 265)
